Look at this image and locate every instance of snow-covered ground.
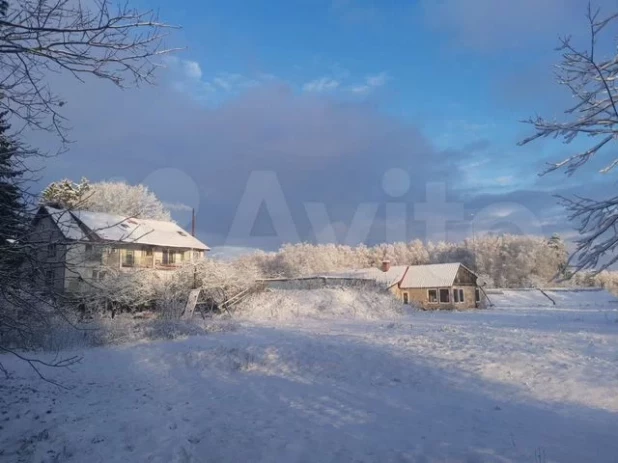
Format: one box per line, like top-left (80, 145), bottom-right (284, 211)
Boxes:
top-left (2, 300), bottom-right (618, 462)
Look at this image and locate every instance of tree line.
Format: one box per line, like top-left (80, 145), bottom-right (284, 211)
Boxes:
top-left (235, 235), bottom-right (569, 288)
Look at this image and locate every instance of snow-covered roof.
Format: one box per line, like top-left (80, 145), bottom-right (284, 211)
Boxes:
top-left (314, 266), bottom-right (409, 289)
top-left (44, 206), bottom-right (88, 240)
top-left (399, 263), bottom-right (464, 289)
top-left (41, 206), bottom-right (209, 250)
top-left (313, 263), bottom-right (472, 289)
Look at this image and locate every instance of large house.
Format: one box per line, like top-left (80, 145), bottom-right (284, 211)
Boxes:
top-left (28, 206), bottom-right (210, 293)
top-left (262, 261), bottom-right (483, 309)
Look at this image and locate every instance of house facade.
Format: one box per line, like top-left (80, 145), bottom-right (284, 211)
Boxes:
top-left (28, 206), bottom-right (210, 293)
top-left (261, 261), bottom-right (483, 310)
top-left (393, 262), bottom-right (481, 310)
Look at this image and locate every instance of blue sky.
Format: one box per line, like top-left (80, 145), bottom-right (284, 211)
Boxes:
top-left (31, 0), bottom-right (618, 252)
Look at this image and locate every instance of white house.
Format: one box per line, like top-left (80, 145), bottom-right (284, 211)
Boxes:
top-left (28, 206), bottom-right (210, 293)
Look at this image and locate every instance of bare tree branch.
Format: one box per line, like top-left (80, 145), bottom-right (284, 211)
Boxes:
top-left (0, 0), bottom-right (180, 141)
top-left (519, 2), bottom-right (618, 274)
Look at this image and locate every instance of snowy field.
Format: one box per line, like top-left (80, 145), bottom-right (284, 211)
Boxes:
top-left (2, 296), bottom-right (618, 462)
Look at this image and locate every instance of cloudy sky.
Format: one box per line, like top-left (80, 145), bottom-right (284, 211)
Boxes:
top-left (26, 0), bottom-right (618, 253)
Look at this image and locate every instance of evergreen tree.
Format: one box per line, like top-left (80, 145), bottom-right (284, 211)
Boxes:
top-left (0, 111), bottom-right (25, 254)
top-left (41, 177), bottom-right (91, 209)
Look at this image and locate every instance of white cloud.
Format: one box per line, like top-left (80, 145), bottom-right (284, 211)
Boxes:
top-left (302, 77), bottom-right (341, 93)
top-left (212, 73), bottom-right (262, 92)
top-left (366, 72), bottom-right (388, 87)
top-left (349, 72), bottom-right (388, 94)
top-left (182, 60), bottom-right (202, 80)
top-left (213, 76), bottom-right (233, 91)
top-left (164, 62), bottom-right (278, 102)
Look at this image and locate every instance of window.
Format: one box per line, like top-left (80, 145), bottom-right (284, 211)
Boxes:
top-left (403, 292), bottom-right (409, 304)
top-left (120, 223), bottom-right (130, 229)
top-left (162, 249), bottom-right (176, 265)
top-left (122, 250), bottom-right (135, 267)
top-left (428, 289), bottom-right (438, 303)
top-left (453, 288), bottom-right (465, 303)
top-left (85, 244), bottom-right (103, 262)
top-left (47, 243), bottom-right (57, 257)
top-left (92, 270), bottom-right (107, 282)
top-left (475, 288), bottom-right (481, 303)
top-left (177, 231), bottom-right (187, 237)
top-left (45, 269), bottom-right (55, 286)
top-left (439, 289), bottom-right (450, 303)
top-left (144, 248), bottom-right (153, 256)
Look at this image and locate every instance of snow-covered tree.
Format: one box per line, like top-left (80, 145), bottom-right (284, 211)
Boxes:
top-left (0, 0), bottom-right (178, 378)
top-left (519, 5), bottom-right (618, 273)
top-left (0, 108), bottom-right (82, 379)
top-left (41, 179), bottom-right (172, 221)
top-left (41, 177), bottom-right (90, 209)
top-left (84, 181), bottom-right (172, 221)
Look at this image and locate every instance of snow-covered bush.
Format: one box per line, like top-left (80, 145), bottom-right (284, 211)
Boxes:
top-left (235, 287), bottom-right (405, 321)
top-left (0, 291), bottom-right (62, 352)
top-left (75, 268), bottom-right (163, 316)
top-left (74, 258), bottom-right (262, 318)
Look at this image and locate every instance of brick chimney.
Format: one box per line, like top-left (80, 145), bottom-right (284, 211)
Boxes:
top-left (381, 260), bottom-right (391, 272)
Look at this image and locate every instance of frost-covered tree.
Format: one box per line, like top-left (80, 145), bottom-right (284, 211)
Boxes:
top-left (242, 236), bottom-right (567, 288)
top-left (0, 0), bottom-right (179, 378)
top-left (84, 181), bottom-right (172, 221)
top-left (41, 179), bottom-right (172, 221)
top-left (519, 4), bottom-right (618, 273)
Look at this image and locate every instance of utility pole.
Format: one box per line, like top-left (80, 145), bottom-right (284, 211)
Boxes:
top-left (191, 208), bottom-right (197, 289)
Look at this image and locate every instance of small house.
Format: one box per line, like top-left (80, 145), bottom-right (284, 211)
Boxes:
top-left (394, 262), bottom-right (481, 309)
top-left (260, 261), bottom-right (483, 310)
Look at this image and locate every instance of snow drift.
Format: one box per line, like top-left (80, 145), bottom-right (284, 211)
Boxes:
top-left (235, 288), bottom-right (405, 321)
top-left (486, 287), bottom-right (618, 309)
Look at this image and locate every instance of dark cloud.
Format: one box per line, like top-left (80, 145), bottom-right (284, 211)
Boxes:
top-left (24, 67), bottom-right (474, 249)
top-left (24, 57), bottom-right (603, 250)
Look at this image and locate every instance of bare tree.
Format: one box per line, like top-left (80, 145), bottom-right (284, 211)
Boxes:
top-left (0, 0), bottom-right (178, 381)
top-left (0, 0), bottom-right (178, 141)
top-left (519, 3), bottom-right (618, 273)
